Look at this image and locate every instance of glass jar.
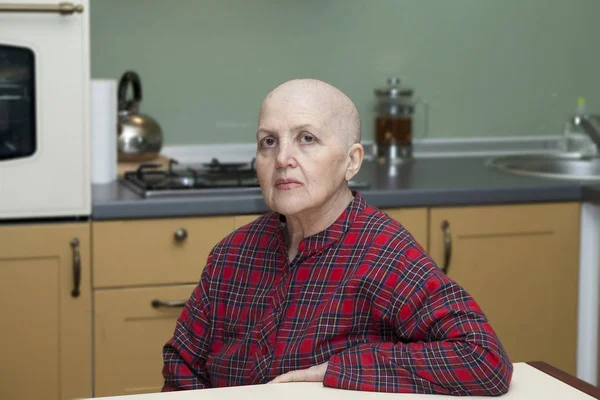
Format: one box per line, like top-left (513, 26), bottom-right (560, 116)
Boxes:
top-left (374, 77), bottom-right (428, 162)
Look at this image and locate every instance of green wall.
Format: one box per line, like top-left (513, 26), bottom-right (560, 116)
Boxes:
top-left (90, 0), bottom-right (600, 146)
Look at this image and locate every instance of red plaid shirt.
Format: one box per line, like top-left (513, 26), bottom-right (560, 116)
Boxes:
top-left (162, 193), bottom-right (512, 395)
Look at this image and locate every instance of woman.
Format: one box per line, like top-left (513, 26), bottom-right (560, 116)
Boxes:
top-left (161, 78), bottom-right (513, 396)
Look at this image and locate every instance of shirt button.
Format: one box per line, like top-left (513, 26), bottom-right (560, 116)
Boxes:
top-left (261, 345), bottom-right (269, 355)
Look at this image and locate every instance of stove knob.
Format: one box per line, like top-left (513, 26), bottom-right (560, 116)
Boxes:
top-left (174, 228), bottom-right (188, 243)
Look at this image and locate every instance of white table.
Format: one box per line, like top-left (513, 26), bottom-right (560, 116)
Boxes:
top-left (87, 362), bottom-right (597, 400)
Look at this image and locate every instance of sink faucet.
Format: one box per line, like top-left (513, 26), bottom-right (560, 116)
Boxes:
top-left (572, 114), bottom-right (600, 150)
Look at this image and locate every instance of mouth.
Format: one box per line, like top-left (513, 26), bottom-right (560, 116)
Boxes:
top-left (275, 178), bottom-right (302, 190)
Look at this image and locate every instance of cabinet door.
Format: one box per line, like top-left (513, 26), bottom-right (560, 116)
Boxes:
top-left (94, 284), bottom-right (197, 397)
top-left (384, 208), bottom-right (428, 251)
top-left (429, 202), bottom-right (580, 375)
top-left (93, 216), bottom-right (235, 288)
top-left (0, 222), bottom-right (91, 400)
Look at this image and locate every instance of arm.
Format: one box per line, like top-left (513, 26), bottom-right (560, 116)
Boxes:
top-left (324, 267), bottom-right (513, 395)
top-left (161, 260), bottom-right (214, 391)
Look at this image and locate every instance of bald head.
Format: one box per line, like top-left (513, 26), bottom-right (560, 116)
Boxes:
top-left (259, 79), bottom-right (361, 148)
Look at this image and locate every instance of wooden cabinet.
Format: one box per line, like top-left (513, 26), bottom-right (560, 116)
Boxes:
top-left (92, 216), bottom-right (236, 397)
top-left (94, 284), bottom-right (196, 397)
top-left (89, 201), bottom-right (582, 394)
top-left (429, 202), bottom-right (580, 376)
top-left (383, 208), bottom-right (429, 251)
top-left (0, 222), bottom-right (91, 400)
top-left (93, 216), bottom-right (235, 288)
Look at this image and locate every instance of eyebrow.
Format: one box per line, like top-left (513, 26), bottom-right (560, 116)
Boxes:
top-left (256, 124), bottom-right (317, 137)
top-left (256, 128), bottom-right (277, 135)
top-left (256, 128), bottom-right (276, 139)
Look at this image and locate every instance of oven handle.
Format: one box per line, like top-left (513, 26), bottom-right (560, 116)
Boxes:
top-left (0, 2), bottom-right (84, 15)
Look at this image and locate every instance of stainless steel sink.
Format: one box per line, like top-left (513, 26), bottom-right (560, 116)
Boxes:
top-left (486, 153), bottom-right (600, 181)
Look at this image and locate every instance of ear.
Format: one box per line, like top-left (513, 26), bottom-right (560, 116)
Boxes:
top-left (345, 143), bottom-right (364, 181)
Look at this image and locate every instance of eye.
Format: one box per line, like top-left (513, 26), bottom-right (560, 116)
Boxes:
top-left (259, 137), bottom-right (277, 148)
top-left (299, 133), bottom-right (315, 144)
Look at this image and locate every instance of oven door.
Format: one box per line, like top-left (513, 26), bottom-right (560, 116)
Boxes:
top-left (0, 0), bottom-right (90, 220)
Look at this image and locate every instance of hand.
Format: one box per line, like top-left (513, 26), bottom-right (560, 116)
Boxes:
top-left (269, 362), bottom-right (329, 384)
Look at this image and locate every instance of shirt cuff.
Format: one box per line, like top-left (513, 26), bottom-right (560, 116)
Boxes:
top-left (323, 355), bottom-right (343, 388)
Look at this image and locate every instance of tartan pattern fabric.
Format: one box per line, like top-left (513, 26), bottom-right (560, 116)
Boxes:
top-left (162, 193), bottom-right (512, 395)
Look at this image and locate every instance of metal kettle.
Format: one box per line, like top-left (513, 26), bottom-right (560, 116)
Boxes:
top-left (117, 71), bottom-right (163, 162)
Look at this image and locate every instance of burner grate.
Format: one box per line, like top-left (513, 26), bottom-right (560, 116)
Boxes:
top-left (119, 157), bottom-right (261, 197)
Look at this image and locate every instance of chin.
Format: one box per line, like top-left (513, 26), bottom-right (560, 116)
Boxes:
top-left (268, 193), bottom-right (314, 216)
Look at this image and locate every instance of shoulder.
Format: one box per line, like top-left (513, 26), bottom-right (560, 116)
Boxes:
top-left (210, 212), bottom-right (279, 257)
top-left (358, 204), bottom-right (424, 251)
top-left (356, 204), bottom-right (443, 281)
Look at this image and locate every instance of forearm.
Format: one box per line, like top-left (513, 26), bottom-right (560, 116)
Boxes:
top-left (324, 269), bottom-right (513, 395)
top-left (324, 336), bottom-right (512, 395)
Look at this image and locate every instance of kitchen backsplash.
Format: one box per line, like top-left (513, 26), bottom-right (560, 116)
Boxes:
top-left (90, 0), bottom-right (600, 146)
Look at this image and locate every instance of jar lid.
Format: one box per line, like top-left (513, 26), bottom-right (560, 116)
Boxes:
top-left (374, 77), bottom-right (413, 99)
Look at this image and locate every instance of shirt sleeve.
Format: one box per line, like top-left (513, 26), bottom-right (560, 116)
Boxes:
top-left (161, 257), bottom-right (214, 391)
top-left (323, 267), bottom-right (513, 395)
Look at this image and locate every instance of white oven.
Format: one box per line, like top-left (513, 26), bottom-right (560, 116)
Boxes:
top-left (0, 0), bottom-right (90, 220)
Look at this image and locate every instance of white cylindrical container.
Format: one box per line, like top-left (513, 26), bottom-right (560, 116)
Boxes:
top-left (91, 79), bottom-right (117, 184)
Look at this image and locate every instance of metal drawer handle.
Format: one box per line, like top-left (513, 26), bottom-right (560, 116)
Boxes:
top-left (151, 299), bottom-right (186, 309)
top-left (70, 238), bottom-right (81, 297)
top-left (0, 2), bottom-right (83, 15)
top-left (440, 220), bottom-right (452, 274)
top-left (173, 228), bottom-right (188, 243)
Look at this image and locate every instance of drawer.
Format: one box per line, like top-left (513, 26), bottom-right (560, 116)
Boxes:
top-left (94, 284), bottom-right (197, 397)
top-left (93, 216), bottom-right (235, 288)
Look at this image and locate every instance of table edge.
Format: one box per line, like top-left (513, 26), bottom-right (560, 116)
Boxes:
top-left (527, 361), bottom-right (600, 399)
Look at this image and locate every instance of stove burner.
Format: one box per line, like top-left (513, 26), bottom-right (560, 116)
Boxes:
top-left (120, 157), bottom-right (261, 198)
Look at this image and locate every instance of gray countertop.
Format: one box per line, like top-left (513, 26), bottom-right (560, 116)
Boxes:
top-left (92, 156), bottom-right (599, 220)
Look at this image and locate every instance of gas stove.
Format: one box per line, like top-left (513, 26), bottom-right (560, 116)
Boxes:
top-left (119, 157), bottom-right (370, 198)
top-left (120, 158), bottom-right (262, 198)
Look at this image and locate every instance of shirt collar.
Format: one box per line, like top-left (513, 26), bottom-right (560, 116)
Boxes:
top-left (272, 191), bottom-right (367, 260)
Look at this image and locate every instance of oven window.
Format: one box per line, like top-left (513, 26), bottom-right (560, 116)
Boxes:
top-left (0, 44), bottom-right (36, 160)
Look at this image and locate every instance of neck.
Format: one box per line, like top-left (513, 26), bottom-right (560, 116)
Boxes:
top-left (285, 188), bottom-right (354, 258)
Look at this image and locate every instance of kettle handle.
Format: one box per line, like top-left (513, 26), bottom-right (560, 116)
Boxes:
top-left (118, 71), bottom-right (142, 113)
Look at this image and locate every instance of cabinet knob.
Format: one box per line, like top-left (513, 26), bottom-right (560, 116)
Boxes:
top-left (173, 228), bottom-right (188, 243)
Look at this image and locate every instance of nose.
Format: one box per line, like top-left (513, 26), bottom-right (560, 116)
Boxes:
top-left (275, 141), bottom-right (297, 169)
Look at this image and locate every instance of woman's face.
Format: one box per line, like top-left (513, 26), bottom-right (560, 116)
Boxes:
top-left (255, 87), bottom-right (356, 217)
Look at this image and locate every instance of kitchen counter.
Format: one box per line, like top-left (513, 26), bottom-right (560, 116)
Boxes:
top-left (92, 156), bottom-right (600, 220)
